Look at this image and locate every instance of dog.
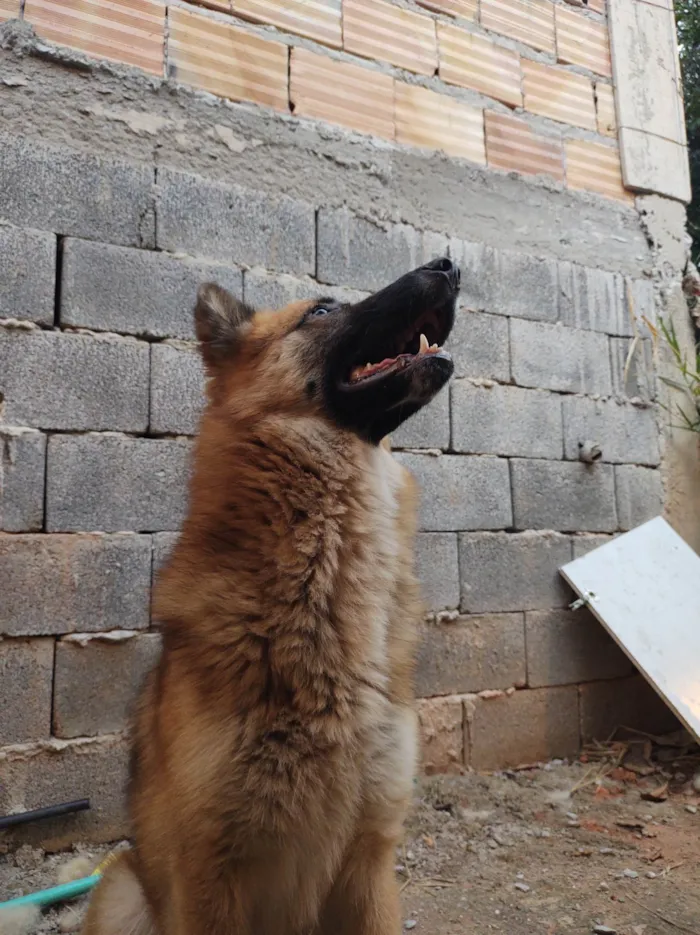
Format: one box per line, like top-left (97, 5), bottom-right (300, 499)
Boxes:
top-left (81, 256), bottom-right (460, 935)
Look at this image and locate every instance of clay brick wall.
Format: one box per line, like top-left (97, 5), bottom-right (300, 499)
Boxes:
top-left (0, 0), bottom-right (627, 201)
top-left (0, 0), bottom-right (691, 844)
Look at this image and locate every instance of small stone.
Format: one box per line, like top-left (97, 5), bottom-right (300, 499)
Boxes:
top-left (691, 770), bottom-right (700, 792)
top-left (623, 869), bottom-right (639, 879)
top-left (645, 871), bottom-right (656, 879)
top-left (516, 872), bottom-right (525, 879)
top-left (592, 926), bottom-right (617, 934)
top-left (685, 805), bottom-right (697, 814)
top-left (514, 882), bottom-right (531, 892)
top-left (13, 845), bottom-right (44, 871)
top-left (599, 882), bottom-right (609, 891)
top-left (566, 812), bottom-right (579, 821)
top-left (548, 790), bottom-right (572, 808)
top-left (599, 847), bottom-right (615, 855)
top-left (404, 921), bottom-right (417, 930)
top-left (568, 820), bottom-right (581, 828)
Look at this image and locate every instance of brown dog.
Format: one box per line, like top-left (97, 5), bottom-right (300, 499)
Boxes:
top-left (81, 257), bottom-right (459, 935)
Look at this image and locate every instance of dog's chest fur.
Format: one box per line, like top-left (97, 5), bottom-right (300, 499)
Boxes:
top-left (153, 420), bottom-right (421, 843)
top-left (322, 443), bottom-right (419, 815)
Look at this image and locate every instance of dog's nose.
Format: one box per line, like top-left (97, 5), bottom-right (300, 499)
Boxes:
top-left (421, 256), bottom-right (461, 290)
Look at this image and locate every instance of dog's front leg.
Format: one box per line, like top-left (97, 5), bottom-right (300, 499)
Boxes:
top-left (315, 830), bottom-right (402, 935)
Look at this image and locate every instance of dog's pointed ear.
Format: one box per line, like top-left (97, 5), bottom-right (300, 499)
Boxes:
top-left (195, 283), bottom-right (255, 369)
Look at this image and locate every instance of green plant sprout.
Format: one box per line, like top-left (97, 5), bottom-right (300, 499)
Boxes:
top-left (657, 317), bottom-right (700, 434)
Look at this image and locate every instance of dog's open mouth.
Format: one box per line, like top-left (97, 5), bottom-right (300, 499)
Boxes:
top-left (343, 304), bottom-right (452, 388)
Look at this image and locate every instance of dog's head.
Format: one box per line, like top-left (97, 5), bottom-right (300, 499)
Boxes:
top-left (195, 257), bottom-right (459, 444)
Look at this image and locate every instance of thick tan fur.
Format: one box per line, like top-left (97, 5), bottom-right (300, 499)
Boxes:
top-left (82, 297), bottom-right (425, 935)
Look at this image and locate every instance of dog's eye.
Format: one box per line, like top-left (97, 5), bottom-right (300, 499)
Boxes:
top-left (310, 306), bottom-right (330, 317)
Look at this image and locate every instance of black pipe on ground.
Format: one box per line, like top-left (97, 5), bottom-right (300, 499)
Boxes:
top-left (0, 799), bottom-right (90, 830)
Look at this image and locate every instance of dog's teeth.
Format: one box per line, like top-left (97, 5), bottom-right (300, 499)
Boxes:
top-left (430, 343), bottom-right (439, 351)
top-left (419, 333), bottom-right (429, 354)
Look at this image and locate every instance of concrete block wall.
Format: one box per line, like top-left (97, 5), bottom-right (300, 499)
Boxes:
top-left (0, 135), bottom-right (672, 829)
top-left (0, 0), bottom-right (690, 843)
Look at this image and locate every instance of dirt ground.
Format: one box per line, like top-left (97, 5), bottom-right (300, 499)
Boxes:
top-left (2, 755), bottom-right (700, 935)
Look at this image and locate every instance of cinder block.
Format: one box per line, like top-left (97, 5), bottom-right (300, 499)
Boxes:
top-left (417, 695), bottom-right (464, 775)
top-left (626, 277), bottom-right (656, 330)
top-left (0, 226), bottom-right (56, 325)
top-left (0, 639), bottom-right (54, 744)
top-left (558, 263), bottom-right (630, 335)
top-left (451, 383), bottom-right (562, 459)
top-left (396, 453), bottom-right (512, 531)
top-left (446, 309), bottom-right (510, 381)
top-left (511, 319), bottom-right (612, 394)
top-left (610, 337), bottom-right (655, 401)
top-left (47, 435), bottom-right (192, 532)
top-left (615, 464), bottom-right (663, 530)
top-left (61, 240), bottom-right (243, 339)
top-left (243, 268), bottom-right (368, 309)
top-left (525, 610), bottom-right (632, 687)
top-left (571, 534), bottom-right (615, 559)
top-left (150, 343), bottom-right (206, 436)
top-left (416, 614), bottom-right (526, 697)
top-left (579, 674), bottom-right (680, 742)
top-left (414, 533), bottom-right (460, 611)
top-left (0, 429), bottom-right (46, 531)
top-left (468, 686), bottom-right (579, 769)
top-left (317, 208), bottom-right (421, 292)
top-left (54, 633), bottom-right (161, 739)
top-left (0, 735), bottom-right (129, 848)
top-left (563, 397), bottom-right (660, 466)
top-left (511, 459), bottom-right (617, 532)
top-left (458, 242), bottom-right (558, 322)
top-left (0, 329), bottom-right (149, 432)
top-left (0, 533), bottom-right (151, 636)
top-left (459, 532), bottom-right (572, 612)
top-left (391, 389), bottom-right (450, 449)
top-left (157, 168), bottom-right (315, 274)
top-left (0, 134), bottom-right (155, 247)
top-left (152, 531), bottom-right (179, 587)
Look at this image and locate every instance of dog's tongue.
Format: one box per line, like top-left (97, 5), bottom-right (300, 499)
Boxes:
top-left (348, 334), bottom-right (443, 384)
top-left (350, 357), bottom-right (399, 382)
